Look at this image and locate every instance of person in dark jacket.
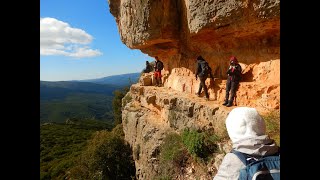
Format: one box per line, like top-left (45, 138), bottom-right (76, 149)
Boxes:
top-left (195, 56), bottom-right (213, 100)
top-left (154, 56), bottom-right (163, 87)
top-left (223, 56), bottom-right (242, 107)
top-left (213, 107), bottom-right (279, 180)
top-left (143, 61), bottom-right (153, 73)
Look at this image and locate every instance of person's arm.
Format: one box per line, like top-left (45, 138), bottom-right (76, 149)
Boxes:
top-left (154, 62), bottom-right (157, 71)
top-left (195, 62), bottom-right (200, 80)
top-left (234, 65), bottom-right (242, 77)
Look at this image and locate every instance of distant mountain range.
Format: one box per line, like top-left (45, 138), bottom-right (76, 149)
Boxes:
top-left (75, 72), bottom-right (141, 87)
top-left (41, 72), bottom-right (141, 100)
top-left (40, 72), bottom-right (141, 123)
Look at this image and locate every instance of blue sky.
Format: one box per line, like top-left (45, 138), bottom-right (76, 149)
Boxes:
top-left (40, 0), bottom-right (153, 81)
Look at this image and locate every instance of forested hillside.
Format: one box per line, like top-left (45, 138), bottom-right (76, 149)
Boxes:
top-left (40, 119), bottom-right (112, 179)
top-left (40, 92), bottom-right (114, 123)
top-left (40, 88), bottom-right (136, 180)
top-left (40, 81), bottom-right (120, 100)
top-left (40, 81), bottom-right (119, 123)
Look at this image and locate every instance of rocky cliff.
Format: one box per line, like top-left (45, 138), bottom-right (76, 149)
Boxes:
top-left (108, 0), bottom-right (280, 179)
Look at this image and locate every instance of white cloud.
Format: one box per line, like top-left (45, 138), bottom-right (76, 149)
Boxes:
top-left (40, 17), bottom-right (102, 58)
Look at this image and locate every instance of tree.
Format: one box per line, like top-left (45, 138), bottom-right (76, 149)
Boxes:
top-left (69, 129), bottom-right (136, 180)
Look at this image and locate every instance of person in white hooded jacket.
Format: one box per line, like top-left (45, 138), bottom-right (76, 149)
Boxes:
top-left (213, 107), bottom-right (280, 180)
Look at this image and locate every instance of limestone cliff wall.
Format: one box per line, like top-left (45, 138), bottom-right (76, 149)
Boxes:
top-left (108, 0), bottom-right (280, 179)
top-left (109, 0), bottom-right (280, 110)
top-left (122, 84), bottom-right (233, 179)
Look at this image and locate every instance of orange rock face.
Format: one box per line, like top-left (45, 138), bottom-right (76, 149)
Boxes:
top-left (108, 0), bottom-right (280, 112)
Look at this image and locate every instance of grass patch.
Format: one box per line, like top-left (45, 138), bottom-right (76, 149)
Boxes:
top-left (262, 110), bottom-right (280, 146)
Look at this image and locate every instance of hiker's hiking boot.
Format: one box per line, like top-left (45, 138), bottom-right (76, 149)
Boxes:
top-left (222, 100), bottom-right (228, 106)
top-left (226, 100), bottom-right (233, 107)
top-left (226, 103), bottom-right (232, 107)
top-left (195, 93), bottom-right (200, 97)
top-left (205, 97), bottom-right (209, 101)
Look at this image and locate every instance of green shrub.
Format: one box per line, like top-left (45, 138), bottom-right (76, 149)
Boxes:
top-left (182, 128), bottom-right (220, 159)
top-left (203, 133), bottom-right (220, 154)
top-left (156, 130), bottom-right (221, 179)
top-left (156, 133), bottom-right (188, 179)
top-left (160, 133), bottom-right (186, 163)
top-left (182, 129), bottom-right (205, 157)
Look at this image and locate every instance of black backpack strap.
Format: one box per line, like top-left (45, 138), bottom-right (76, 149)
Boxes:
top-left (231, 149), bottom-right (248, 165)
top-left (266, 149), bottom-right (280, 157)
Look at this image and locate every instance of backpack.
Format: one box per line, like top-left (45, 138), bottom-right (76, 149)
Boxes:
top-left (231, 149), bottom-right (280, 180)
top-left (199, 61), bottom-right (210, 77)
top-left (157, 61), bottom-right (164, 71)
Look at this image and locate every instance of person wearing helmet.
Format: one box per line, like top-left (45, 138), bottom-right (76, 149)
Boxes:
top-left (222, 56), bottom-right (242, 107)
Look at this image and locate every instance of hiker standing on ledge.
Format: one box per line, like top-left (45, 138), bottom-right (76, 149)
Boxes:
top-left (223, 56), bottom-right (242, 107)
top-left (154, 56), bottom-right (164, 87)
top-left (195, 55), bottom-right (213, 101)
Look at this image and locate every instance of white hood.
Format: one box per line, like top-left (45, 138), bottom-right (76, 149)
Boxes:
top-left (226, 107), bottom-right (266, 143)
